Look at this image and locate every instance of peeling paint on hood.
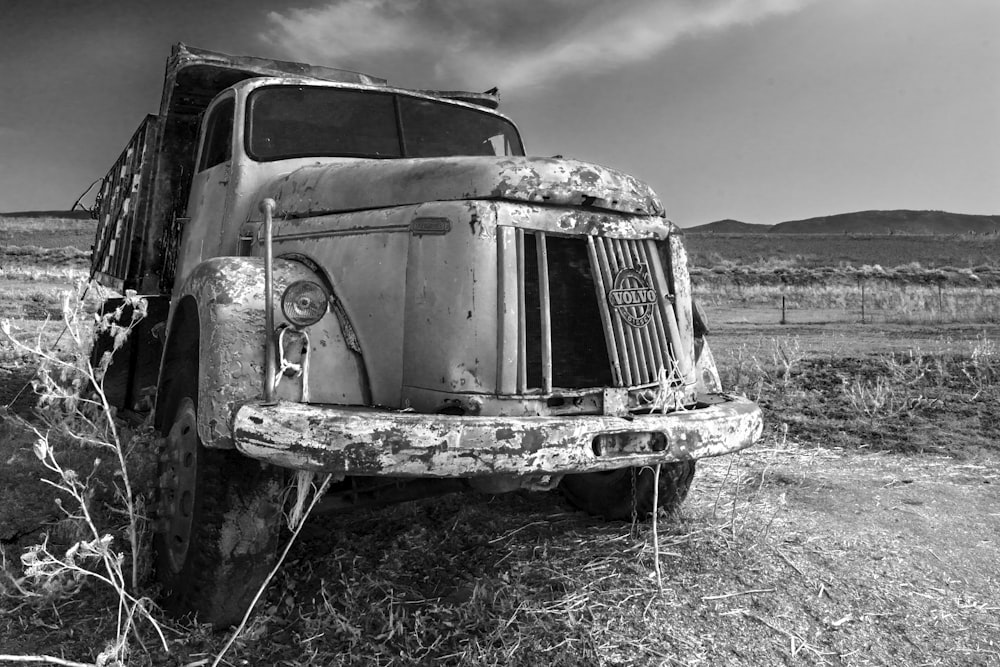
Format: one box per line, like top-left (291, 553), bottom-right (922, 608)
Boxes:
top-left (263, 156), bottom-right (665, 219)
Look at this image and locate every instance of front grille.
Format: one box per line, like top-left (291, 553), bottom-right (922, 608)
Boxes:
top-left (589, 236), bottom-right (681, 387)
top-left (511, 230), bottom-right (685, 392)
top-left (523, 235), bottom-right (613, 389)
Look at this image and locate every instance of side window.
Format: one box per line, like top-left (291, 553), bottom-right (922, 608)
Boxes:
top-left (198, 97), bottom-right (235, 172)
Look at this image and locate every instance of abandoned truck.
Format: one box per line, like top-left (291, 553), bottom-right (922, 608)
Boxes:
top-left (90, 43), bottom-right (762, 626)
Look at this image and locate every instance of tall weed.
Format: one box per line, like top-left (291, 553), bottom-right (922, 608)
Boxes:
top-left (1, 285), bottom-right (167, 664)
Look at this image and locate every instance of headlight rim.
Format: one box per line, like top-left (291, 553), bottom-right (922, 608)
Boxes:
top-left (280, 279), bottom-right (329, 328)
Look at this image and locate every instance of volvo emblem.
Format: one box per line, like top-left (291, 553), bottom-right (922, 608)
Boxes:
top-left (608, 267), bottom-right (656, 328)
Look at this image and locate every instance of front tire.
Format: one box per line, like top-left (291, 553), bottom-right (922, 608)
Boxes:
top-left (153, 364), bottom-right (285, 628)
top-left (560, 462), bottom-right (696, 521)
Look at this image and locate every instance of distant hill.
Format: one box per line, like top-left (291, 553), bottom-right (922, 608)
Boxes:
top-left (774, 210), bottom-right (1000, 234)
top-left (688, 210), bottom-right (1000, 235)
top-left (686, 219), bottom-right (773, 233)
top-left (0, 209), bottom-right (93, 220)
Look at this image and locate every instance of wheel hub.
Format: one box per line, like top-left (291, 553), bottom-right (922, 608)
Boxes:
top-left (159, 398), bottom-right (199, 572)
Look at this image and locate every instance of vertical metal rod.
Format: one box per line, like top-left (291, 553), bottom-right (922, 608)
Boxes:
top-left (496, 227), bottom-right (519, 394)
top-left (667, 234), bottom-right (695, 381)
top-left (587, 236), bottom-right (623, 386)
top-left (261, 198), bottom-right (277, 404)
top-left (497, 230), bottom-right (508, 392)
top-left (537, 233), bottom-right (553, 394)
top-left (516, 229), bottom-right (526, 393)
top-left (860, 279), bottom-right (866, 324)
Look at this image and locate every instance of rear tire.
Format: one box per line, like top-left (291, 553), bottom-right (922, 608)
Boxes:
top-left (560, 462), bottom-right (696, 521)
top-left (153, 362), bottom-right (284, 628)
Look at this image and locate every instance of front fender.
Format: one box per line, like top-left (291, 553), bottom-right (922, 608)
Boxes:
top-left (164, 256), bottom-right (366, 448)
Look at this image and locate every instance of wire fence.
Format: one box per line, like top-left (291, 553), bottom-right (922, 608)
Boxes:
top-left (698, 280), bottom-right (1000, 325)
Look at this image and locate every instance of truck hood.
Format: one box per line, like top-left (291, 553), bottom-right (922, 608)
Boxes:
top-left (263, 156), bottom-right (664, 218)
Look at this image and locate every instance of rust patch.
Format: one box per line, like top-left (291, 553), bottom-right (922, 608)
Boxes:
top-left (495, 427), bottom-right (516, 442)
top-left (520, 428), bottom-right (547, 452)
top-left (262, 156), bottom-right (664, 220)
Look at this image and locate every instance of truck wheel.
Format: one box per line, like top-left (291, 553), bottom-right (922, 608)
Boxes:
top-left (154, 365), bottom-right (285, 628)
top-left (560, 462), bottom-right (696, 521)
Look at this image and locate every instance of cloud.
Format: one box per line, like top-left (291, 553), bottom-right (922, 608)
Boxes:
top-left (261, 0), bottom-right (814, 90)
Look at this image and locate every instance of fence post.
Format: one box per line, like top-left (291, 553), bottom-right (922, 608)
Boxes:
top-left (781, 295), bottom-right (786, 325)
top-left (860, 278), bottom-right (866, 324)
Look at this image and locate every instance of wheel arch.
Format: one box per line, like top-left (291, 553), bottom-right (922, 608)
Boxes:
top-left (154, 294), bottom-right (200, 433)
top-left (156, 256), bottom-right (370, 449)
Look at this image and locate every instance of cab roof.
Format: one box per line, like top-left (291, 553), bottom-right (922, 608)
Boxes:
top-left (161, 43), bottom-right (500, 120)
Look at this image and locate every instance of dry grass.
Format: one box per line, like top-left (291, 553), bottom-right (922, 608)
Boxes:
top-left (103, 423), bottom-right (996, 666)
top-left (716, 331), bottom-right (1000, 458)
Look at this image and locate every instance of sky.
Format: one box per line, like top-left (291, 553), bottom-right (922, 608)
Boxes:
top-left (1, 0), bottom-right (997, 227)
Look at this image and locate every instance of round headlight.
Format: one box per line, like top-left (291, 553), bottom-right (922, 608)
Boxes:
top-left (281, 280), bottom-right (328, 327)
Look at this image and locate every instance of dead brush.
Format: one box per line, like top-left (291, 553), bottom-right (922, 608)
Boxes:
top-left (722, 336), bottom-right (803, 401)
top-left (840, 355), bottom-right (933, 427)
top-left (880, 348), bottom-right (931, 387)
top-left (769, 336), bottom-right (804, 391)
top-left (0, 284), bottom-right (168, 666)
top-left (962, 333), bottom-right (1000, 398)
top-left (719, 341), bottom-right (769, 401)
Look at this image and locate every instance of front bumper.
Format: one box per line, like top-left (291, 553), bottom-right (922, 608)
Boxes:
top-left (231, 393), bottom-right (762, 477)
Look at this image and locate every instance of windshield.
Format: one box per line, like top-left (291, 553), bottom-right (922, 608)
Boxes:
top-left (247, 86), bottom-right (524, 161)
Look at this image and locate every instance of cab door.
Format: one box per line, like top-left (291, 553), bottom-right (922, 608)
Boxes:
top-left (174, 94), bottom-right (236, 289)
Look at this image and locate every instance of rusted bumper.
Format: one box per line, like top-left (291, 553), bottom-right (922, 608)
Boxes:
top-left (231, 394), bottom-right (762, 476)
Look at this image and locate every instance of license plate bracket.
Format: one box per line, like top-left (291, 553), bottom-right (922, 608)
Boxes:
top-left (592, 431), bottom-right (668, 457)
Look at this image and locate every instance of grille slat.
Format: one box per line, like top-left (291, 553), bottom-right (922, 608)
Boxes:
top-left (597, 237), bottom-right (635, 386)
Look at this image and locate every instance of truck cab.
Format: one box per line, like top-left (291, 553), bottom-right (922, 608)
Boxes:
top-left (89, 44), bottom-right (762, 627)
top-left (176, 78), bottom-right (525, 289)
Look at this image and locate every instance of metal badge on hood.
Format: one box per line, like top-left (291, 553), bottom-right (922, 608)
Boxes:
top-left (608, 267), bottom-right (656, 328)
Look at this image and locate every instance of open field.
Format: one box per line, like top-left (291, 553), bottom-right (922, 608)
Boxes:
top-left (685, 233), bottom-right (1000, 326)
top-left (684, 232), bottom-right (1000, 270)
top-left (697, 283), bottom-right (1000, 327)
top-left (0, 213), bottom-right (95, 252)
top-left (1, 218), bottom-right (999, 665)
